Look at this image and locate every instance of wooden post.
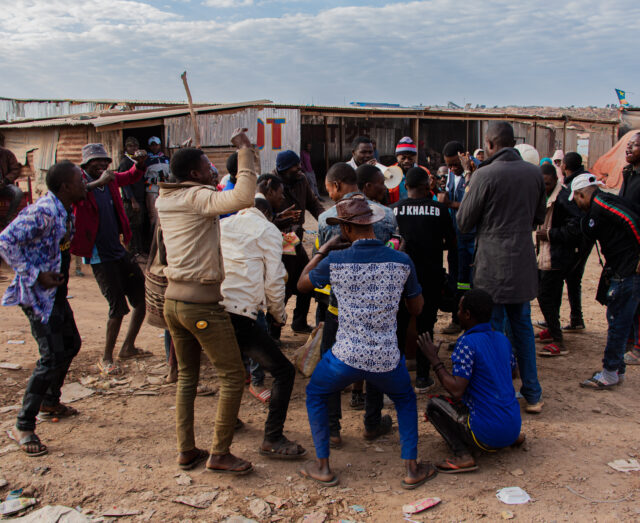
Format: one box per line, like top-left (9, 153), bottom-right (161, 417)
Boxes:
top-left (562, 117), bottom-right (567, 151)
top-left (339, 117), bottom-right (344, 161)
top-left (465, 120), bottom-right (469, 151)
top-left (180, 71), bottom-right (201, 148)
top-left (412, 117), bottom-right (419, 148)
top-left (324, 116), bottom-right (330, 174)
top-left (533, 121), bottom-right (537, 149)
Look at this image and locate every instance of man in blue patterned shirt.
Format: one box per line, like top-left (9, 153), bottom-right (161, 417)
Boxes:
top-left (297, 195), bottom-right (437, 489)
top-left (418, 289), bottom-right (522, 473)
top-left (0, 160), bottom-right (87, 457)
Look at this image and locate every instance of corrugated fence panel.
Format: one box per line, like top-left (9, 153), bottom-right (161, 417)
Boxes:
top-left (165, 107), bottom-right (300, 173)
top-left (57, 126), bottom-right (89, 165)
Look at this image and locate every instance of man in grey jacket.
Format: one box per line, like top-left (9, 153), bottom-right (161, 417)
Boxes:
top-left (457, 122), bottom-right (545, 414)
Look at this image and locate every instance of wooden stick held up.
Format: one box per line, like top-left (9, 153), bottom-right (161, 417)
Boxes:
top-left (181, 71), bottom-right (201, 149)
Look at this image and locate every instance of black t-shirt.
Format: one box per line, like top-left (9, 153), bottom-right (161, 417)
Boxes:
top-left (391, 197), bottom-right (456, 287)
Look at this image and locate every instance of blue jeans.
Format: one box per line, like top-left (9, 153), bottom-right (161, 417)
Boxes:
top-left (491, 303), bottom-right (541, 404)
top-left (306, 351), bottom-right (418, 460)
top-left (604, 274), bottom-right (640, 374)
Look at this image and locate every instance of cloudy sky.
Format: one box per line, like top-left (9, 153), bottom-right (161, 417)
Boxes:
top-left (1, 0), bottom-right (637, 107)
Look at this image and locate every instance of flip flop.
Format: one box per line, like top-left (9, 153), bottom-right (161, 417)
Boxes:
top-left (298, 465), bottom-right (339, 487)
top-left (401, 463), bottom-right (438, 489)
top-left (249, 385), bottom-right (271, 403)
top-left (7, 430), bottom-right (48, 457)
top-left (196, 385), bottom-right (218, 396)
top-left (537, 343), bottom-right (569, 357)
top-left (259, 438), bottom-right (307, 460)
top-left (118, 348), bottom-right (153, 360)
top-left (435, 459), bottom-right (478, 474)
top-left (97, 360), bottom-right (122, 376)
top-left (179, 448), bottom-right (209, 470)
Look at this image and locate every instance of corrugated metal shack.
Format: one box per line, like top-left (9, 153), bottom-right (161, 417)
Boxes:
top-left (0, 100), bottom-right (619, 198)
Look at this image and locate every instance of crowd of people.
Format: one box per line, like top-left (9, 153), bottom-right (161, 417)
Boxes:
top-left (1, 123), bottom-right (640, 489)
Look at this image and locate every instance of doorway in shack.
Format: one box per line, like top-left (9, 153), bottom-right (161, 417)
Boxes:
top-left (122, 125), bottom-right (166, 159)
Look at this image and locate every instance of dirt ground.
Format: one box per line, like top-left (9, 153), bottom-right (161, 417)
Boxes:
top-left (1, 239), bottom-right (640, 522)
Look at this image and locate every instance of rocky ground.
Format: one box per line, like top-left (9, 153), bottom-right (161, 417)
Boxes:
top-left (1, 241), bottom-right (640, 521)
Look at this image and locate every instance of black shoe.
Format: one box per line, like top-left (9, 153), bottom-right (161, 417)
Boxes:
top-left (364, 414), bottom-right (393, 441)
top-left (415, 377), bottom-right (435, 394)
top-left (562, 322), bottom-right (585, 331)
top-left (350, 390), bottom-right (365, 410)
top-left (292, 323), bottom-right (313, 334)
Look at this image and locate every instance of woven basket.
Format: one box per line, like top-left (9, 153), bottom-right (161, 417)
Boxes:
top-left (145, 270), bottom-right (168, 329)
top-left (144, 226), bottom-right (168, 329)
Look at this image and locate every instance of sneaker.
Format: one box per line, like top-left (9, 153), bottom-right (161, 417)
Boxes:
top-left (415, 376), bottom-right (435, 394)
top-left (624, 348), bottom-right (640, 365)
top-left (524, 400), bottom-right (544, 414)
top-left (350, 390), bottom-right (365, 410)
top-left (533, 320), bottom-right (547, 329)
top-left (536, 329), bottom-right (553, 343)
top-left (441, 322), bottom-right (462, 335)
top-left (562, 322), bottom-right (585, 331)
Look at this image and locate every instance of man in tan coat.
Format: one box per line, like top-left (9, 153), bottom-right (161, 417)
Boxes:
top-left (156, 128), bottom-right (256, 474)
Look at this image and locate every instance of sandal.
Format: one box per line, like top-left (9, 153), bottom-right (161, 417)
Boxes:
top-left (179, 448), bottom-right (209, 470)
top-left (435, 458), bottom-right (478, 474)
top-left (249, 384), bottom-right (271, 404)
top-left (401, 462), bottom-right (439, 489)
top-left (97, 360), bottom-right (122, 376)
top-left (7, 430), bottom-right (48, 457)
top-left (259, 437), bottom-right (307, 460)
top-left (580, 371), bottom-right (618, 390)
top-left (536, 329), bottom-right (553, 343)
top-left (206, 456), bottom-right (253, 476)
top-left (624, 350), bottom-right (640, 365)
top-left (118, 348), bottom-right (153, 360)
top-left (299, 464), bottom-right (339, 487)
top-left (196, 385), bottom-right (217, 396)
top-left (537, 343), bottom-right (568, 357)
top-left (39, 403), bottom-right (79, 419)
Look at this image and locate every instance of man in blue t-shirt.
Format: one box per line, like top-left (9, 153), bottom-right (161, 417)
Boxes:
top-left (418, 289), bottom-right (523, 473)
top-left (297, 195), bottom-right (437, 489)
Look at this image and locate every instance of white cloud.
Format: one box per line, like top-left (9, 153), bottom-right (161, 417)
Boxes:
top-left (0, 0), bottom-right (638, 107)
top-left (203, 0), bottom-right (253, 6)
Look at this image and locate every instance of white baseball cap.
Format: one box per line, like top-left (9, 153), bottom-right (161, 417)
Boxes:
top-left (569, 172), bottom-right (603, 200)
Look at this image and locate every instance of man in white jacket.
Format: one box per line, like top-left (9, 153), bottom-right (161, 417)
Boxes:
top-left (220, 197), bottom-right (307, 459)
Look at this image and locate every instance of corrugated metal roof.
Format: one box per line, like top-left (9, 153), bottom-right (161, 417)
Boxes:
top-left (92, 100), bottom-right (273, 127)
top-left (0, 100), bottom-right (618, 129)
top-left (0, 96), bottom-right (195, 105)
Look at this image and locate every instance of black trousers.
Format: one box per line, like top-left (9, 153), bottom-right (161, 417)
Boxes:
top-left (397, 290), bottom-right (439, 380)
top-left (565, 251), bottom-right (591, 326)
top-left (426, 396), bottom-right (478, 457)
top-left (17, 296), bottom-right (82, 431)
top-left (283, 244), bottom-right (312, 329)
top-left (537, 269), bottom-right (566, 342)
top-left (229, 313), bottom-right (295, 443)
top-left (123, 199), bottom-right (147, 256)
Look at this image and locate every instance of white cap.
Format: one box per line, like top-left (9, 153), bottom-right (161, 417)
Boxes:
top-left (473, 148), bottom-right (484, 157)
top-left (515, 144), bottom-right (540, 165)
top-left (148, 136), bottom-right (161, 145)
top-left (569, 172), bottom-right (603, 200)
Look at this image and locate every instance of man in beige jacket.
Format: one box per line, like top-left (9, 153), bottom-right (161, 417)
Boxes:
top-left (156, 128), bottom-right (256, 474)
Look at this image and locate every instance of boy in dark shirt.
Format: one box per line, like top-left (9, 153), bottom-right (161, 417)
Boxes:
top-left (391, 167), bottom-right (457, 392)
